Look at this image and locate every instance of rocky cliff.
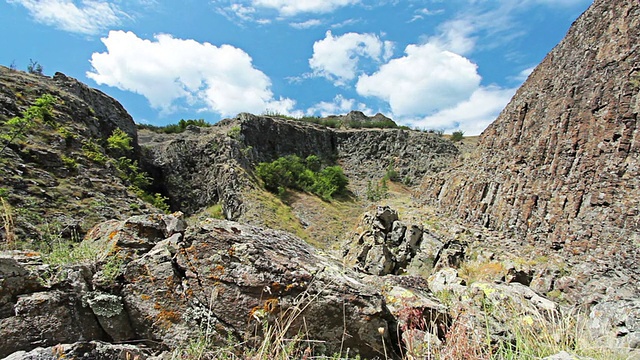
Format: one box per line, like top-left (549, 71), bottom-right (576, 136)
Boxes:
top-left (141, 112), bottom-right (458, 219)
top-left (422, 0), bottom-right (640, 274)
top-left (0, 66), bottom-right (160, 243)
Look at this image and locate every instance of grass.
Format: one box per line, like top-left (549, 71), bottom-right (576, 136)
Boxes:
top-left (1, 196), bottom-right (15, 248)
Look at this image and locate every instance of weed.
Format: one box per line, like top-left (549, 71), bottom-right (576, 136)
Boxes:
top-left (207, 203), bottom-right (225, 220)
top-left (365, 179), bottom-right (388, 202)
top-left (27, 59), bottom-right (43, 75)
top-left (459, 261), bottom-right (506, 285)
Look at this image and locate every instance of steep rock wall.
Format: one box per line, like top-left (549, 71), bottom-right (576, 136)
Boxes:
top-left (422, 0), bottom-right (640, 261)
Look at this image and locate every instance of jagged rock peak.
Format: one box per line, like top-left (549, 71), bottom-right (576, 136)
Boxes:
top-left (422, 0), bottom-right (640, 267)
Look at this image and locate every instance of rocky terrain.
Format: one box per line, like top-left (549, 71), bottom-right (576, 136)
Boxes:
top-left (1, 0), bottom-right (639, 359)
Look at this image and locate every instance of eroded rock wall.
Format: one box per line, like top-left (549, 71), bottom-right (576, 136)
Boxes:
top-left (422, 0), bottom-right (640, 266)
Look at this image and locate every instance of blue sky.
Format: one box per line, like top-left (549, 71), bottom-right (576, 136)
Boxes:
top-left (1, 0), bottom-right (592, 135)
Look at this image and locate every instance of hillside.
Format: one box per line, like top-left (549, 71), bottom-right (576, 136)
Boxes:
top-left (0, 66), bottom-right (163, 246)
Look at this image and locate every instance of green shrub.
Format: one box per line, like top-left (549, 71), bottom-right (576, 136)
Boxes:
top-left (383, 162), bottom-right (399, 182)
top-left (107, 128), bottom-right (133, 153)
top-left (116, 157), bottom-right (151, 189)
top-left (366, 179), bottom-right (388, 201)
top-left (82, 139), bottom-right (108, 164)
top-left (256, 155), bottom-right (347, 200)
top-left (60, 155), bottom-right (78, 170)
top-left (228, 126), bottom-right (241, 139)
top-left (0, 94), bottom-right (56, 154)
top-left (451, 130), bottom-right (464, 142)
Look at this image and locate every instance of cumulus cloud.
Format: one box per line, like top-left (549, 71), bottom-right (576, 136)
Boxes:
top-left (7, 0), bottom-right (125, 35)
top-left (356, 43), bottom-right (481, 117)
top-left (87, 31), bottom-right (296, 116)
top-left (513, 66), bottom-right (535, 82)
top-left (306, 94), bottom-right (370, 117)
top-left (403, 85), bottom-right (517, 135)
top-left (309, 31), bottom-right (393, 86)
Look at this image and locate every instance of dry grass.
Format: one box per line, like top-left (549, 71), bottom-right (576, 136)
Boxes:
top-left (1, 196), bottom-right (15, 248)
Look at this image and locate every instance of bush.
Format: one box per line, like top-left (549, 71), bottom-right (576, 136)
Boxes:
top-left (451, 130), bottom-right (465, 142)
top-left (256, 155), bottom-right (347, 200)
top-left (82, 139), bottom-right (108, 164)
top-left (0, 94), bottom-right (56, 155)
top-left (107, 128), bottom-right (133, 153)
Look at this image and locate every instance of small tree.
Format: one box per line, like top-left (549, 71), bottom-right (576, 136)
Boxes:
top-left (27, 59), bottom-right (43, 75)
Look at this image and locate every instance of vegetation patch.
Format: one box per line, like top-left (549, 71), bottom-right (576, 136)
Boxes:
top-left (137, 118), bottom-right (211, 134)
top-left (256, 154), bottom-right (347, 200)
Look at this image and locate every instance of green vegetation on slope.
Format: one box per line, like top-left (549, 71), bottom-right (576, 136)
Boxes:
top-left (137, 118), bottom-right (211, 134)
top-left (256, 154), bottom-right (348, 200)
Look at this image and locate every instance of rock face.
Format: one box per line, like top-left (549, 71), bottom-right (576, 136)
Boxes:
top-left (0, 67), bottom-right (159, 242)
top-left (422, 0), bottom-right (640, 273)
top-left (142, 113), bottom-right (458, 218)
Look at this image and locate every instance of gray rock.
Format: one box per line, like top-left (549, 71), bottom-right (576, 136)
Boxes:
top-left (3, 341), bottom-right (151, 360)
top-left (343, 206), bottom-right (425, 275)
top-left (83, 292), bottom-right (135, 342)
top-left (588, 300), bottom-right (640, 352)
top-left (1, 290), bottom-right (106, 357)
top-left (542, 351), bottom-right (596, 360)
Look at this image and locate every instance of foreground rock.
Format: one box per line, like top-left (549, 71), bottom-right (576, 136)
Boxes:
top-left (1, 214), bottom-right (398, 358)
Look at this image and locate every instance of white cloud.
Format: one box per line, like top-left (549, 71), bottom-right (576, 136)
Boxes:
top-left (306, 94), bottom-right (370, 117)
top-left (252, 0), bottom-right (359, 16)
top-left (290, 19), bottom-right (322, 29)
top-left (528, 0), bottom-right (591, 7)
top-left (356, 43), bottom-right (481, 117)
top-left (428, 19), bottom-right (477, 55)
top-left (402, 85), bottom-right (516, 135)
top-left (513, 66), bottom-right (535, 82)
top-left (214, 0), bottom-right (359, 19)
top-left (331, 18), bottom-right (360, 28)
top-left (309, 31), bottom-right (392, 86)
top-left (87, 31), bottom-right (296, 116)
top-left (7, 0), bottom-right (125, 35)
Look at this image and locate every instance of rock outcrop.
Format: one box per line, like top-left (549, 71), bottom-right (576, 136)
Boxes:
top-left (0, 66), bottom-right (160, 242)
top-left (421, 0), bottom-right (640, 281)
top-left (1, 214), bottom-right (406, 358)
top-left (141, 113), bottom-right (458, 219)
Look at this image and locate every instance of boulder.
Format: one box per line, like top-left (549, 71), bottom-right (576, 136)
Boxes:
top-left (343, 206), bottom-right (426, 276)
top-left (83, 214), bottom-right (398, 358)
